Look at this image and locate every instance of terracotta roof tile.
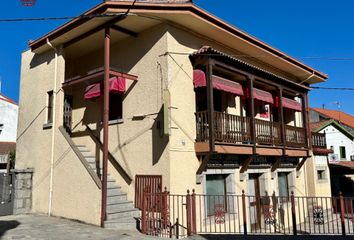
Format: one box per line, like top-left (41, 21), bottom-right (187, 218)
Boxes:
top-left (309, 120), bottom-right (332, 132)
top-left (0, 94), bottom-right (17, 105)
top-left (329, 161), bottom-right (354, 170)
top-left (312, 108), bottom-right (354, 129)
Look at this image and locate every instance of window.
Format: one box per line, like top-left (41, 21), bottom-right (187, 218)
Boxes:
top-left (206, 174), bottom-right (226, 215)
top-left (317, 170), bottom-right (326, 180)
top-left (47, 91), bottom-right (53, 124)
top-left (278, 172), bottom-right (290, 199)
top-left (340, 146), bottom-right (346, 159)
top-left (109, 93), bottom-right (122, 122)
top-left (0, 123), bottom-right (3, 135)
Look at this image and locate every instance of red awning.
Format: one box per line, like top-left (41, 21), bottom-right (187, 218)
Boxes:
top-left (84, 77), bottom-right (126, 100)
top-left (276, 97), bottom-right (302, 111)
top-left (252, 88), bottom-right (274, 104)
top-left (193, 70), bottom-right (244, 96)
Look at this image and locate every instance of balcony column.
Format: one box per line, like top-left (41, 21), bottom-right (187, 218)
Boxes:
top-left (278, 87), bottom-right (286, 155)
top-left (101, 27), bottom-right (110, 227)
top-left (206, 60), bottom-right (215, 153)
top-left (302, 93), bottom-right (310, 150)
top-left (247, 76), bottom-right (256, 155)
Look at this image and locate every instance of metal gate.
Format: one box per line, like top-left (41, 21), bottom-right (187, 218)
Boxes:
top-left (0, 173), bottom-right (14, 216)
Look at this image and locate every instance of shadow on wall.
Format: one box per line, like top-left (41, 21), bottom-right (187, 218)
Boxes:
top-left (152, 106), bottom-right (169, 166)
top-left (30, 50), bottom-right (55, 69)
top-left (0, 220), bottom-right (20, 238)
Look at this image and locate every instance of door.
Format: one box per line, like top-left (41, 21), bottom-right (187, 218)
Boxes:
top-left (248, 174), bottom-right (262, 231)
top-left (0, 173), bottom-right (14, 216)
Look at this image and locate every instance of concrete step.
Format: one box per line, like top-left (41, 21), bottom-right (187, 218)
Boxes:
top-left (107, 194), bottom-right (127, 204)
top-left (107, 201), bottom-right (135, 213)
top-left (104, 219), bottom-right (138, 230)
top-left (77, 146), bottom-right (90, 152)
top-left (107, 188), bottom-right (124, 197)
top-left (106, 209), bottom-right (140, 220)
top-left (81, 151), bottom-right (95, 158)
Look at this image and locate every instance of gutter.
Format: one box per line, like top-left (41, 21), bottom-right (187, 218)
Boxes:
top-left (46, 38), bottom-right (58, 217)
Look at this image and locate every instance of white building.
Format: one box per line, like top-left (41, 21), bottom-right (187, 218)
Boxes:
top-left (0, 94), bottom-right (18, 171)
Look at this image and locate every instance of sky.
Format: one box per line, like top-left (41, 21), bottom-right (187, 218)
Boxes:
top-left (0, 0), bottom-right (353, 114)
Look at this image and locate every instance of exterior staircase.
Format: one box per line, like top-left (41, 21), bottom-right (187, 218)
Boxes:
top-left (76, 145), bottom-right (140, 230)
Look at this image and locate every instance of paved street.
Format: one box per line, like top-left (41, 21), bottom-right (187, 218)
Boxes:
top-left (0, 214), bottom-right (157, 240)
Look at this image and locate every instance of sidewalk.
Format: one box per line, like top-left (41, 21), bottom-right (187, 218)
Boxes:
top-left (0, 214), bottom-right (157, 240)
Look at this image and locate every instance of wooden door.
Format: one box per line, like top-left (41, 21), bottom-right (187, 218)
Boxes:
top-left (248, 174), bottom-right (262, 231)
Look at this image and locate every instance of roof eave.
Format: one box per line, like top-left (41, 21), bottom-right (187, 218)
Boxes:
top-left (28, 1), bottom-right (327, 80)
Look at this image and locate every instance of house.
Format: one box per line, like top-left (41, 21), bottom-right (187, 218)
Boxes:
top-left (310, 108), bottom-right (354, 135)
top-left (310, 119), bottom-right (354, 197)
top-left (16, 0), bottom-right (329, 232)
top-left (0, 94), bottom-right (18, 173)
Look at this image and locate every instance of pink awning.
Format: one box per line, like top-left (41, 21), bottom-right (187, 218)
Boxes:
top-left (276, 97), bottom-right (302, 111)
top-left (193, 70), bottom-right (244, 96)
top-left (84, 77), bottom-right (126, 100)
top-left (252, 88), bottom-right (274, 104)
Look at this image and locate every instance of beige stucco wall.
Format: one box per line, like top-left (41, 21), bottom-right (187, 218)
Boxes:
top-left (17, 48), bottom-right (101, 225)
top-left (305, 153), bottom-right (331, 197)
top-left (64, 23), bottom-right (172, 200)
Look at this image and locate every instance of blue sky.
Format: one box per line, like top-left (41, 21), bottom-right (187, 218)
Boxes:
top-left (0, 0), bottom-right (353, 114)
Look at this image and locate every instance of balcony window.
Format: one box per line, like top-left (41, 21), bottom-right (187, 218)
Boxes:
top-left (109, 93), bottom-right (122, 122)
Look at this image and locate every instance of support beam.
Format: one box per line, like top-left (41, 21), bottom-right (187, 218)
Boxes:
top-left (196, 155), bottom-right (210, 175)
top-left (301, 94), bottom-right (309, 149)
top-left (271, 157), bottom-right (282, 172)
top-left (64, 15), bottom-right (126, 48)
top-left (206, 60), bottom-right (215, 153)
top-left (247, 76), bottom-right (256, 155)
top-left (101, 27), bottom-right (110, 227)
top-left (304, 93), bottom-right (311, 149)
top-left (240, 155), bottom-right (254, 174)
top-left (278, 87), bottom-right (286, 155)
top-left (296, 157), bottom-right (308, 172)
top-left (111, 24), bottom-right (138, 38)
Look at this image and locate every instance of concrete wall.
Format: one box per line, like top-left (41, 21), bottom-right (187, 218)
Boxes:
top-left (0, 97), bottom-right (18, 143)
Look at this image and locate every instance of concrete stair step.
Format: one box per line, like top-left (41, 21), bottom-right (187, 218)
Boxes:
top-left (107, 194), bottom-right (127, 204)
top-left (107, 188), bottom-right (124, 196)
top-left (104, 219), bottom-right (138, 230)
top-left (106, 209), bottom-right (140, 220)
top-left (107, 201), bottom-right (135, 213)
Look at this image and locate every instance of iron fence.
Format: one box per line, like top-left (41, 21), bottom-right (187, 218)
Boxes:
top-left (140, 189), bottom-right (354, 238)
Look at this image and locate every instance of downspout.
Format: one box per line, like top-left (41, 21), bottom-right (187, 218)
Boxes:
top-left (46, 38), bottom-right (58, 217)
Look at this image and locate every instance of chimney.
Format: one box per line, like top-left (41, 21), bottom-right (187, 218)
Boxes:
top-left (107, 0), bottom-right (192, 3)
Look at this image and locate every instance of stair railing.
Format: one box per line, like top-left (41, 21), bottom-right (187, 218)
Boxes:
top-left (85, 125), bottom-right (133, 185)
top-left (59, 126), bottom-right (102, 189)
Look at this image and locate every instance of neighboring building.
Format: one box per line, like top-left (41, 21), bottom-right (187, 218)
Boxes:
top-left (0, 94), bottom-right (18, 172)
top-left (310, 108), bottom-right (354, 135)
top-left (310, 119), bottom-right (354, 197)
top-left (16, 0), bottom-right (328, 231)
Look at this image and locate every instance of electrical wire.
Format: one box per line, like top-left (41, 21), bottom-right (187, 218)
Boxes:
top-left (312, 87), bottom-right (354, 91)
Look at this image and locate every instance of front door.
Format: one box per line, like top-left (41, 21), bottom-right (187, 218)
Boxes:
top-left (248, 174), bottom-right (262, 231)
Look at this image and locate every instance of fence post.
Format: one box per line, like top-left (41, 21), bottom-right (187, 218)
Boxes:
top-left (141, 190), bottom-right (147, 234)
top-left (291, 191), bottom-right (297, 236)
top-left (192, 189), bottom-right (197, 234)
top-left (186, 190), bottom-right (192, 236)
top-left (340, 192), bottom-right (346, 236)
top-left (242, 190), bottom-right (247, 235)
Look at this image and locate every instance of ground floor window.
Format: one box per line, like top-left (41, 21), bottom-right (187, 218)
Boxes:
top-left (206, 174), bottom-right (227, 215)
top-left (278, 172), bottom-right (290, 200)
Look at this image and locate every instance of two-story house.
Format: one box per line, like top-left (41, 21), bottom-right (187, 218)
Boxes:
top-left (16, 0), bottom-right (328, 231)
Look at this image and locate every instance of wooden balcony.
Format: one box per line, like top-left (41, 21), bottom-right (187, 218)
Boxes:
top-left (312, 132), bottom-right (327, 148)
top-left (195, 111), bottom-right (307, 151)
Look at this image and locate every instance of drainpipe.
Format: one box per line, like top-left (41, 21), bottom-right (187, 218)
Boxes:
top-left (299, 72), bottom-right (315, 85)
top-left (46, 38), bottom-right (58, 217)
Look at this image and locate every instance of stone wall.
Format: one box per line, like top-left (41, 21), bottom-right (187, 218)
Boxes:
top-left (12, 169), bottom-right (33, 214)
